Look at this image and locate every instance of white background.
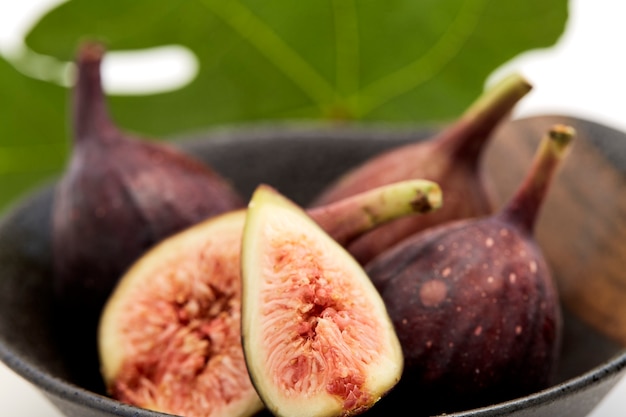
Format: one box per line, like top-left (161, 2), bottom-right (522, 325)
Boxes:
top-left (1, 0), bottom-right (626, 416)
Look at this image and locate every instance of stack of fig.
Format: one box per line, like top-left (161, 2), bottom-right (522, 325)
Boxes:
top-left (51, 42), bottom-right (575, 417)
top-left (98, 179), bottom-right (443, 417)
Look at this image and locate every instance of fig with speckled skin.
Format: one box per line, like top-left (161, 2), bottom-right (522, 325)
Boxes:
top-left (98, 180), bottom-right (441, 417)
top-left (312, 74), bottom-right (532, 265)
top-left (364, 125), bottom-right (574, 415)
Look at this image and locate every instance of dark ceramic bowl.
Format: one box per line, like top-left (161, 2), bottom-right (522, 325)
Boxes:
top-left (1, 115), bottom-right (626, 417)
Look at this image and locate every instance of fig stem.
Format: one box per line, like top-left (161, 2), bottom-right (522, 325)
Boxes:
top-left (73, 42), bottom-right (117, 142)
top-left (310, 179), bottom-right (442, 246)
top-left (500, 124), bottom-right (575, 233)
top-left (436, 73), bottom-right (532, 165)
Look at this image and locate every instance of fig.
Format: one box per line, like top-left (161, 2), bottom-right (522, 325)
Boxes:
top-left (365, 125), bottom-right (574, 415)
top-left (241, 185), bottom-right (404, 417)
top-left (98, 180), bottom-right (441, 417)
top-left (312, 73), bottom-right (532, 264)
top-left (51, 42), bottom-right (244, 342)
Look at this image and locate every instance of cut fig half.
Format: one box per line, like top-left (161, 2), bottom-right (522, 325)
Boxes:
top-left (241, 185), bottom-right (404, 417)
top-left (99, 210), bottom-right (263, 417)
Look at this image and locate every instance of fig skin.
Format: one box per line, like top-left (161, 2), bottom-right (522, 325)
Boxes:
top-left (364, 125), bottom-right (574, 415)
top-left (51, 41), bottom-right (244, 372)
top-left (241, 185), bottom-right (404, 417)
top-left (98, 180), bottom-right (441, 417)
top-left (312, 73), bottom-right (532, 265)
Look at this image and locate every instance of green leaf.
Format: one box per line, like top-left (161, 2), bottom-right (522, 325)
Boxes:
top-left (24, 0), bottom-right (568, 130)
top-left (0, 0), bottom-right (568, 213)
top-left (0, 55), bottom-right (68, 212)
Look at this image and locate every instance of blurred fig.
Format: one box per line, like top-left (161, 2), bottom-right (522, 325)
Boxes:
top-left (312, 74), bottom-right (532, 264)
top-left (365, 125), bottom-right (574, 415)
top-left (52, 42), bottom-right (244, 384)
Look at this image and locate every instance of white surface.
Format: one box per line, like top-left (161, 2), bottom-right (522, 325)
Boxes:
top-left (1, 0), bottom-right (626, 416)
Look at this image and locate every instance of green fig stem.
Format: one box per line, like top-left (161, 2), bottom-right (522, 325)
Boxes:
top-left (310, 179), bottom-right (442, 246)
top-left (73, 42), bottom-right (117, 142)
top-left (500, 124), bottom-right (575, 233)
top-left (436, 73), bottom-right (532, 166)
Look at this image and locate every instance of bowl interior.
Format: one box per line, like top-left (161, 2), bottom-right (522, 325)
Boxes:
top-left (0, 115), bottom-right (625, 417)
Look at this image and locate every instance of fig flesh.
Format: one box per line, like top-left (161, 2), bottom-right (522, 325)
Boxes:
top-left (241, 185), bottom-right (404, 417)
top-left (52, 42), bottom-right (244, 356)
top-left (312, 74), bottom-right (532, 264)
top-left (365, 125), bottom-right (574, 415)
top-left (98, 180), bottom-right (441, 417)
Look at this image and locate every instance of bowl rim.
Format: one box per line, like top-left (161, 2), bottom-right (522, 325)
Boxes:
top-left (2, 336), bottom-right (626, 416)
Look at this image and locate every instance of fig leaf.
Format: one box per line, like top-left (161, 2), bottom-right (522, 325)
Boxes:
top-left (0, 0), bottom-right (568, 212)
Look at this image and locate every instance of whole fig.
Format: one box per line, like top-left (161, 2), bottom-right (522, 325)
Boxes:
top-left (52, 42), bottom-right (244, 385)
top-left (312, 74), bottom-right (532, 265)
top-left (98, 180), bottom-right (441, 417)
top-left (365, 125), bottom-right (574, 415)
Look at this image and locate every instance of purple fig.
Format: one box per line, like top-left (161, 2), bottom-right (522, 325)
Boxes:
top-left (365, 125), bottom-right (574, 414)
top-left (312, 74), bottom-right (532, 265)
top-left (51, 42), bottom-right (244, 376)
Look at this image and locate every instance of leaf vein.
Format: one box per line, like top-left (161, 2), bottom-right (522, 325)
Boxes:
top-left (355, 0), bottom-right (490, 118)
top-left (200, 0), bottom-right (336, 110)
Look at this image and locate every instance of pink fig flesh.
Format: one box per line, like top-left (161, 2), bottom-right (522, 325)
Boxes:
top-left (240, 185), bottom-right (403, 417)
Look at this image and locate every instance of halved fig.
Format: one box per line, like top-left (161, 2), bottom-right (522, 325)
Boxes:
top-left (98, 210), bottom-right (261, 417)
top-left (241, 185), bottom-right (404, 417)
top-left (98, 180), bottom-right (438, 417)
